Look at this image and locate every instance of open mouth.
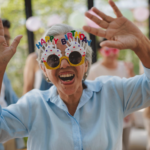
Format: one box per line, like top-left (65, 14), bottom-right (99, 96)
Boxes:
top-left (59, 74), bottom-right (75, 82)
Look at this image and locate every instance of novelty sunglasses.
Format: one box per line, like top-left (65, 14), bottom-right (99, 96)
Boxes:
top-left (36, 31), bottom-right (92, 70)
top-left (43, 49), bottom-right (85, 70)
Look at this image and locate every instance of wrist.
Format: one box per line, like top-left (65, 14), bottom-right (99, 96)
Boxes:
top-left (133, 35), bottom-right (150, 68)
top-left (0, 65), bottom-right (7, 75)
top-left (133, 34), bottom-right (149, 52)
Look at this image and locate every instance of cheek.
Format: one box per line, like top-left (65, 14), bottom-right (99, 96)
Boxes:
top-left (46, 70), bottom-right (57, 82)
top-left (76, 65), bottom-right (86, 78)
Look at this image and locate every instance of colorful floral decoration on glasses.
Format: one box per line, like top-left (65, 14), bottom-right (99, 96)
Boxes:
top-left (35, 30), bottom-right (92, 70)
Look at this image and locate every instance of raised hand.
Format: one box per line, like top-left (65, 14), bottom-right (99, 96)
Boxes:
top-left (0, 19), bottom-right (22, 70)
top-left (83, 0), bottom-right (144, 51)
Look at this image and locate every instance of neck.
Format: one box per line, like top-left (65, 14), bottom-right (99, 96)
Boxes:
top-left (58, 84), bottom-right (83, 116)
top-left (101, 59), bottom-right (118, 69)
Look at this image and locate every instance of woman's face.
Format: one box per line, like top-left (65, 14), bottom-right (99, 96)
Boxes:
top-left (41, 35), bottom-right (88, 95)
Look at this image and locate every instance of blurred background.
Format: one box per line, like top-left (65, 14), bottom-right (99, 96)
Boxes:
top-left (0, 0), bottom-right (148, 96)
top-left (0, 0), bottom-right (149, 149)
top-left (0, 0), bottom-right (148, 97)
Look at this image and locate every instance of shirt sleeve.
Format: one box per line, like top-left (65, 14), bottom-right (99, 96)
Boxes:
top-left (0, 94), bottom-right (32, 143)
top-left (120, 66), bottom-right (150, 117)
top-left (3, 73), bottom-right (18, 104)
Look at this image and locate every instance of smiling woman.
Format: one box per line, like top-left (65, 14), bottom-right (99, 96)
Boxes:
top-left (1, 0), bottom-right (150, 150)
top-left (35, 25), bottom-right (92, 115)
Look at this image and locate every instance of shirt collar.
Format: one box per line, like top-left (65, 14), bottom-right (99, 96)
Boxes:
top-left (47, 80), bottom-right (102, 111)
top-left (76, 80), bottom-right (102, 110)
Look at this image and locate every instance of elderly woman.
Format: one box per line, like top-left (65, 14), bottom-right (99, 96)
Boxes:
top-left (0, 0), bottom-right (150, 150)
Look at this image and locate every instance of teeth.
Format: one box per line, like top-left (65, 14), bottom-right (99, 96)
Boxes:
top-left (59, 74), bottom-right (74, 78)
top-left (66, 80), bottom-right (71, 82)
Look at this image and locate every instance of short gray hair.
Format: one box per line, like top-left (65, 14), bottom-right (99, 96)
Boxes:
top-left (37, 24), bottom-right (93, 78)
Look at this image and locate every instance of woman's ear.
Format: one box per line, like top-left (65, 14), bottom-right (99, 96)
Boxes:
top-left (40, 64), bottom-right (48, 77)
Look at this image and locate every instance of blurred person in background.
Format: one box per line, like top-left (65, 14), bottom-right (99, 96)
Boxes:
top-left (87, 38), bottom-right (135, 150)
top-left (0, 19), bottom-right (25, 150)
top-left (87, 38), bottom-right (134, 79)
top-left (23, 52), bottom-right (53, 94)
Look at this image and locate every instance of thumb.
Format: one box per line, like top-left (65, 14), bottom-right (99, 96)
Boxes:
top-left (10, 35), bottom-right (23, 53)
top-left (100, 40), bottom-right (122, 49)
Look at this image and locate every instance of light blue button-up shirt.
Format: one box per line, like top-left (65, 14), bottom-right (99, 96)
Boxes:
top-left (1, 73), bottom-right (24, 150)
top-left (0, 66), bottom-right (150, 150)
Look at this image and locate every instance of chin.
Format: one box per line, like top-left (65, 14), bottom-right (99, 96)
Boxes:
top-left (62, 88), bottom-right (76, 95)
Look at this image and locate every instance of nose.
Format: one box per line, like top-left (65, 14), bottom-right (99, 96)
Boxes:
top-left (109, 50), bottom-right (115, 57)
top-left (60, 58), bottom-right (70, 69)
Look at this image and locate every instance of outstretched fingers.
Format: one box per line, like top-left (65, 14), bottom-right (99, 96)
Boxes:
top-left (10, 35), bottom-right (23, 53)
top-left (100, 40), bottom-right (122, 49)
top-left (91, 7), bottom-right (114, 23)
top-left (83, 26), bottom-right (106, 37)
top-left (85, 11), bottom-right (109, 29)
top-left (109, 0), bottom-right (122, 18)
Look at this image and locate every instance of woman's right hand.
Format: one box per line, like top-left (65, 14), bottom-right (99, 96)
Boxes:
top-left (0, 19), bottom-right (22, 71)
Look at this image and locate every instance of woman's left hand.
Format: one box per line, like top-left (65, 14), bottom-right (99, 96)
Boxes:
top-left (83, 0), bottom-right (143, 51)
top-left (83, 0), bottom-right (150, 68)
